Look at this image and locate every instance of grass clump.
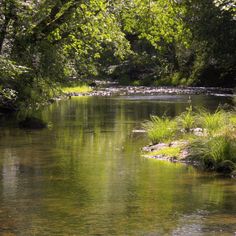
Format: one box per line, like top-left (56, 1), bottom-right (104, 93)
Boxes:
top-left (177, 106), bottom-right (196, 132)
top-left (197, 108), bottom-right (228, 134)
top-left (144, 116), bottom-right (178, 144)
top-left (229, 115), bottom-right (236, 126)
top-left (189, 136), bottom-right (236, 172)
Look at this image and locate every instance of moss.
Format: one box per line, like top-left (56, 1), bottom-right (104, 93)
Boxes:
top-left (147, 146), bottom-right (181, 158)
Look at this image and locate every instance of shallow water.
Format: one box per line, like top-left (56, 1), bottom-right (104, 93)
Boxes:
top-left (0, 95), bottom-right (235, 235)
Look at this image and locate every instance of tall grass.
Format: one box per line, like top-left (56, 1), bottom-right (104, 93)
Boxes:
top-left (197, 109), bottom-right (228, 134)
top-left (144, 116), bottom-right (178, 144)
top-left (229, 115), bottom-right (236, 126)
top-left (177, 106), bottom-right (195, 131)
top-left (189, 136), bottom-right (236, 171)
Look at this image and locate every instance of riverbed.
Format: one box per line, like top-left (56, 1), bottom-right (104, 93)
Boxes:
top-left (0, 94), bottom-right (235, 235)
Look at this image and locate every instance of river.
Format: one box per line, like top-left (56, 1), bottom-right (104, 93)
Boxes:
top-left (0, 95), bottom-right (235, 235)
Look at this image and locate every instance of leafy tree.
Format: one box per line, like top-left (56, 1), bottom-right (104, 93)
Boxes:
top-left (0, 0), bottom-right (130, 110)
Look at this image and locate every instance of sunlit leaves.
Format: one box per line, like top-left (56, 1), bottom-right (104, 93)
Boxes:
top-left (119, 0), bottom-right (191, 49)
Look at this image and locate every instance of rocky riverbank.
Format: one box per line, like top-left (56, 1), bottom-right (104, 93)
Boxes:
top-left (65, 84), bottom-right (234, 97)
top-left (142, 140), bottom-right (236, 178)
top-left (142, 106), bottom-right (236, 179)
top-left (142, 140), bottom-right (192, 163)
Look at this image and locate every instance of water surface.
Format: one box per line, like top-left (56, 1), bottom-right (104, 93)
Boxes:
top-left (0, 95), bottom-right (235, 235)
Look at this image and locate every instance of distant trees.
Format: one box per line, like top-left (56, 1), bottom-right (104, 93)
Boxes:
top-left (181, 0), bottom-right (236, 86)
top-left (111, 0), bottom-right (236, 86)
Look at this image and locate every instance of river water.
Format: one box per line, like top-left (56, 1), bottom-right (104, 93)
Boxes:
top-left (0, 95), bottom-right (235, 235)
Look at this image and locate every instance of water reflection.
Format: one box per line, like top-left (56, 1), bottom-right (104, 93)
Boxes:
top-left (0, 95), bottom-right (235, 235)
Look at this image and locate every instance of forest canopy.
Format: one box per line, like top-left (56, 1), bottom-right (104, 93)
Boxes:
top-left (0, 0), bottom-right (235, 110)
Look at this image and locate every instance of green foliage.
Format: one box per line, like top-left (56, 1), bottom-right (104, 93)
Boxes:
top-left (197, 109), bottom-right (228, 134)
top-left (15, 77), bottom-right (60, 111)
top-left (0, 56), bottom-right (29, 81)
top-left (0, 0), bottom-right (131, 110)
top-left (177, 106), bottom-right (196, 131)
top-left (206, 137), bottom-right (234, 163)
top-left (182, 0), bottom-right (236, 86)
top-left (190, 136), bottom-right (236, 172)
top-left (144, 116), bottom-right (178, 144)
top-left (112, 0), bottom-right (236, 86)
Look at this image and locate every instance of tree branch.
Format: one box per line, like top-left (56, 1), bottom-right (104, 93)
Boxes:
top-left (31, 0), bottom-right (82, 41)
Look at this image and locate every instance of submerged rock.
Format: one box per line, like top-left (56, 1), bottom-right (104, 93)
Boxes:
top-left (18, 117), bottom-right (47, 129)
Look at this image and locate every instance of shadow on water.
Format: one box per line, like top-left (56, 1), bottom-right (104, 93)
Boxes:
top-left (0, 95), bottom-right (235, 235)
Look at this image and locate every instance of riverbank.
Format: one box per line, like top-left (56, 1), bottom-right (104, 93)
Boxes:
top-left (142, 108), bottom-right (236, 178)
top-left (142, 141), bottom-right (236, 179)
top-left (142, 140), bottom-right (197, 166)
top-left (63, 84), bottom-right (234, 97)
top-left (1, 83), bottom-right (234, 114)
